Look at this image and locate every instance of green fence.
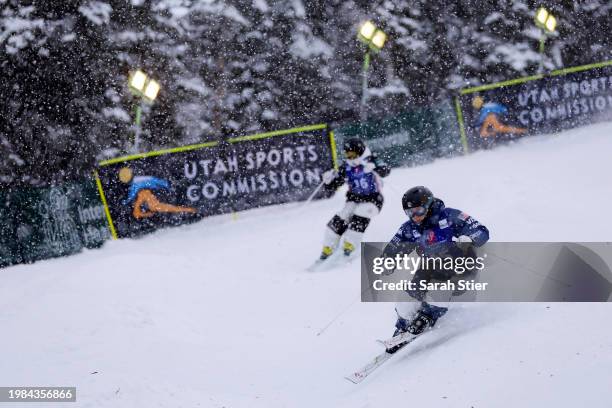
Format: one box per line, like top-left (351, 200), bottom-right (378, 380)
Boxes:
top-left (0, 178), bottom-right (110, 268)
top-left (333, 100), bottom-right (462, 168)
top-left (0, 105), bottom-right (465, 268)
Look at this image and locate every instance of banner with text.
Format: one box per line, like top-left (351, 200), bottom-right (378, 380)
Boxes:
top-left (96, 124), bottom-right (335, 238)
top-left (457, 61), bottom-right (612, 150)
top-left (0, 179), bottom-right (110, 268)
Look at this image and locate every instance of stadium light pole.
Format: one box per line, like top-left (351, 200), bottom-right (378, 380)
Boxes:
top-left (534, 7), bottom-right (557, 74)
top-left (128, 70), bottom-right (160, 153)
top-left (357, 21), bottom-right (387, 121)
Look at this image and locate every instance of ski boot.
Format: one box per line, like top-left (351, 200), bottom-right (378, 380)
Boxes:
top-left (385, 303), bottom-right (448, 354)
top-left (385, 315), bottom-right (411, 354)
top-left (408, 302), bottom-right (448, 335)
top-left (343, 241), bottom-right (355, 257)
top-left (320, 246), bottom-right (334, 260)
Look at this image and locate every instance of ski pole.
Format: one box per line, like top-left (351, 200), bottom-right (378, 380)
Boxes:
top-left (316, 294), bottom-right (360, 336)
top-left (297, 179), bottom-right (326, 210)
top-left (316, 286), bottom-right (370, 336)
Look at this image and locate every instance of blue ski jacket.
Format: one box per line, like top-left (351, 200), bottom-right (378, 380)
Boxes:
top-left (385, 198), bottom-right (489, 257)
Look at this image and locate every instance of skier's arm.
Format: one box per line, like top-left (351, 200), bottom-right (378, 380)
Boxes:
top-left (323, 164), bottom-right (346, 191)
top-left (371, 154), bottom-right (390, 177)
top-left (451, 210), bottom-right (489, 247)
top-left (380, 230), bottom-right (417, 276)
top-left (382, 225), bottom-right (417, 258)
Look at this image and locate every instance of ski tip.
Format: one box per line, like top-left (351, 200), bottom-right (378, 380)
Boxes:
top-left (305, 260), bottom-right (324, 272)
top-left (344, 375), bottom-right (362, 384)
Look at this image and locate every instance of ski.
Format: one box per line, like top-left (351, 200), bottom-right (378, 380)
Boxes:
top-left (306, 258), bottom-right (326, 272)
top-left (344, 337), bottom-right (417, 384)
top-left (306, 256), bottom-right (340, 272)
top-left (306, 251), bottom-right (358, 272)
top-left (346, 319), bottom-right (447, 384)
top-left (378, 305), bottom-right (448, 349)
top-left (344, 350), bottom-right (394, 384)
top-left (376, 330), bottom-right (420, 349)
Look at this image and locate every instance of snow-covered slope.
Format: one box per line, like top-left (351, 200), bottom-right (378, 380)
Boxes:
top-left (2, 123), bottom-right (612, 408)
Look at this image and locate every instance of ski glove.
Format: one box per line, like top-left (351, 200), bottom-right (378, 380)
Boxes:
top-left (322, 169), bottom-right (338, 184)
top-left (453, 236), bottom-right (477, 257)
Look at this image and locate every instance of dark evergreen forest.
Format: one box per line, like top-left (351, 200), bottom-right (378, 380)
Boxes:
top-left (1, 0), bottom-right (609, 186)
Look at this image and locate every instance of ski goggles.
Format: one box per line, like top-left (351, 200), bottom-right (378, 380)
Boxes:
top-left (345, 150), bottom-right (359, 159)
top-left (405, 206), bottom-right (429, 218)
top-left (405, 197), bottom-right (433, 218)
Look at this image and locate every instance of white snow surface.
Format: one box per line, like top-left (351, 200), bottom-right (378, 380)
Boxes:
top-left (2, 122), bottom-right (612, 407)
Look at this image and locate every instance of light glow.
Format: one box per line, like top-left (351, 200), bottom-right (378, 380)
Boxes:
top-left (129, 70), bottom-right (147, 92)
top-left (545, 15), bottom-right (557, 32)
top-left (536, 8), bottom-right (549, 26)
top-left (359, 21), bottom-right (376, 41)
top-left (371, 30), bottom-right (387, 50)
top-left (143, 80), bottom-right (160, 102)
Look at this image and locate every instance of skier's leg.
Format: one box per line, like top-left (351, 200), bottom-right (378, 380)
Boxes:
top-left (342, 202), bottom-right (379, 255)
top-left (387, 268), bottom-right (448, 353)
top-left (320, 202), bottom-right (356, 259)
top-left (407, 267), bottom-right (431, 301)
top-left (419, 302), bottom-right (449, 324)
top-left (385, 301), bottom-right (420, 354)
top-left (406, 268), bottom-right (448, 335)
top-left (449, 245), bottom-right (480, 300)
top-left (394, 301), bottom-right (421, 332)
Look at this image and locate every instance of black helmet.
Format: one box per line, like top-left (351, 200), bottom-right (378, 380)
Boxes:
top-left (402, 186), bottom-right (434, 217)
top-left (343, 138), bottom-right (366, 158)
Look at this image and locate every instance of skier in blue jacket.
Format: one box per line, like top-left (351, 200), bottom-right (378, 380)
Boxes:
top-left (382, 186), bottom-right (489, 352)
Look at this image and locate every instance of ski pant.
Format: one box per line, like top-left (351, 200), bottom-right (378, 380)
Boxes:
top-left (396, 246), bottom-right (480, 319)
top-left (322, 201), bottom-right (380, 251)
